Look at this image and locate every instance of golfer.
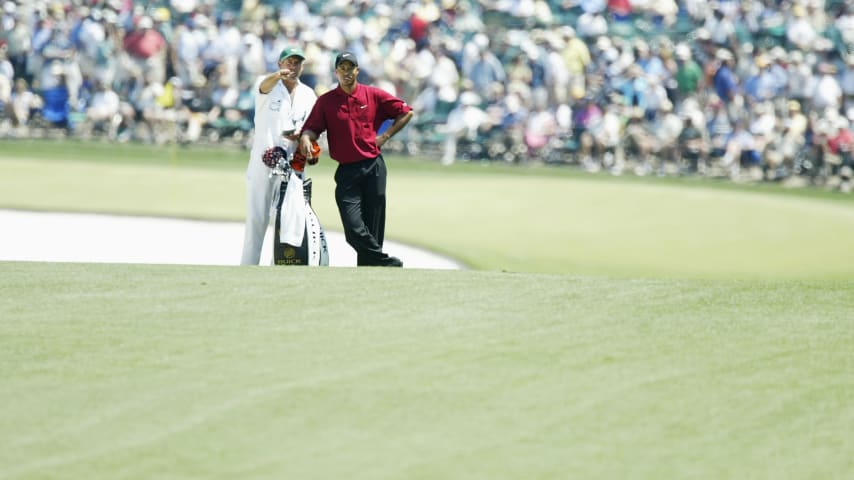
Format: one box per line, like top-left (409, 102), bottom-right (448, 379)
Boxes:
top-left (299, 52), bottom-right (413, 267)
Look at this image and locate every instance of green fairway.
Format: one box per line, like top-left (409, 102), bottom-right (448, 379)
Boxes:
top-left (2, 139), bottom-right (853, 478)
top-left (1, 262), bottom-right (852, 479)
top-left (1, 139), bottom-right (853, 279)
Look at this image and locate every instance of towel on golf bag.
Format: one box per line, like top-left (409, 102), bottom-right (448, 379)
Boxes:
top-left (272, 176), bottom-right (329, 266)
top-left (279, 170), bottom-right (306, 246)
top-left (304, 208), bottom-right (330, 266)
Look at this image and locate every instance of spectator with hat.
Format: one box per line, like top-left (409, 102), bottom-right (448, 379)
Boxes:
top-left (123, 16), bottom-right (167, 86)
top-left (786, 4), bottom-right (818, 52)
top-left (712, 48), bottom-right (740, 119)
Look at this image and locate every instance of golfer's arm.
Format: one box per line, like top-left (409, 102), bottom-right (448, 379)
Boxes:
top-left (299, 129), bottom-right (318, 155)
top-left (378, 111), bottom-right (414, 144)
top-left (300, 129), bottom-right (318, 142)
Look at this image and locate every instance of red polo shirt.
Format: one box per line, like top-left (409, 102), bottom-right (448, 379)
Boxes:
top-left (301, 83), bottom-right (412, 164)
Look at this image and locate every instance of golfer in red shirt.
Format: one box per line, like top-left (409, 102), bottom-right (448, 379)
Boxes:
top-left (299, 52), bottom-right (414, 267)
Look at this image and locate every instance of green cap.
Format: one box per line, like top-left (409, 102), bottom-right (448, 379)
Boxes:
top-left (279, 46), bottom-right (306, 62)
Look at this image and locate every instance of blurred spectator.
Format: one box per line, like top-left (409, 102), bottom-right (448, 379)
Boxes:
top-left (85, 80), bottom-right (121, 138)
top-left (728, 119), bottom-right (762, 178)
top-left (619, 65), bottom-right (647, 110)
top-left (587, 102), bottom-right (622, 173)
top-left (705, 95), bottom-right (733, 170)
top-left (749, 101), bottom-right (777, 162)
top-left (409, 0), bottom-right (437, 49)
top-left (469, 45), bottom-right (506, 101)
top-left (674, 42), bottom-right (703, 101)
top-left (1, 4), bottom-right (30, 83)
top-left (38, 21), bottom-right (80, 97)
top-left (644, 74), bottom-right (670, 121)
top-left (559, 26), bottom-right (591, 78)
top-left (623, 107), bottom-right (657, 173)
top-left (542, 33), bottom-right (570, 105)
top-left (572, 93), bottom-right (602, 168)
top-left (123, 16), bottom-right (167, 87)
top-left (822, 116), bottom-right (853, 177)
top-left (440, 90), bottom-right (489, 165)
top-left (705, 3), bottom-right (738, 51)
top-left (677, 112), bottom-right (707, 174)
top-left (608, 0), bottom-right (632, 19)
top-left (75, 8), bottom-right (106, 82)
top-left (38, 63), bottom-right (71, 130)
top-left (712, 48), bottom-right (740, 118)
top-left (654, 100), bottom-right (685, 172)
top-left (209, 11), bottom-right (242, 87)
top-left (765, 99), bottom-right (808, 179)
top-left (786, 50), bottom-right (814, 106)
top-left (0, 41), bottom-right (12, 90)
top-left (10, 78), bottom-right (43, 128)
top-left (786, 4), bottom-right (818, 51)
top-left (842, 55), bottom-right (854, 115)
top-left (429, 42), bottom-right (461, 111)
top-left (812, 62), bottom-right (843, 114)
top-left (507, 52), bottom-right (533, 101)
top-left (134, 76), bottom-right (182, 144)
top-left (0, 64), bottom-right (9, 125)
top-left (576, 10), bottom-right (608, 38)
top-left (240, 31), bottom-right (266, 85)
top-left (173, 16), bottom-right (208, 89)
top-left (744, 54), bottom-right (778, 103)
top-left (524, 99), bottom-right (559, 160)
top-left (635, 38), bottom-right (668, 81)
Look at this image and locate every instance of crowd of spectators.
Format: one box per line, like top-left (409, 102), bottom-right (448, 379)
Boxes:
top-left (0, 0), bottom-right (852, 190)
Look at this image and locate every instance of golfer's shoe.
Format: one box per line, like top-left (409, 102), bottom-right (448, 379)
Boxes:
top-left (379, 256), bottom-right (404, 267)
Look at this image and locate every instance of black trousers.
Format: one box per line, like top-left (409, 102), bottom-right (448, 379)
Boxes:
top-left (334, 155), bottom-right (392, 266)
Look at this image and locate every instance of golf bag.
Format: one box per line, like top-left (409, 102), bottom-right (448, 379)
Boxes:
top-left (267, 154), bottom-right (329, 266)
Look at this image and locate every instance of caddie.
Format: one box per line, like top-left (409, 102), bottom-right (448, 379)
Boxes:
top-left (241, 46), bottom-right (317, 265)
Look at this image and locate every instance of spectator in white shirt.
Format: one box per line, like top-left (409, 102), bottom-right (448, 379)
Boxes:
top-left (812, 62), bottom-right (843, 114)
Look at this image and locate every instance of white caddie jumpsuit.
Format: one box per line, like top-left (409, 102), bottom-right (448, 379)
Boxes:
top-left (240, 77), bottom-right (316, 265)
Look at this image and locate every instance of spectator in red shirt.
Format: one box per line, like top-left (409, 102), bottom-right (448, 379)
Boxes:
top-left (123, 17), bottom-right (166, 59)
top-left (608, 0), bottom-right (632, 20)
top-left (825, 117), bottom-right (853, 174)
top-left (299, 52), bottom-right (413, 267)
top-left (122, 16), bottom-right (167, 85)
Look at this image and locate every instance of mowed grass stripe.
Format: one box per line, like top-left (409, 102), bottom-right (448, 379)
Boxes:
top-left (1, 262), bottom-right (852, 479)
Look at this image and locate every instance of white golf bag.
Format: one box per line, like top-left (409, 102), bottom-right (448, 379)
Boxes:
top-left (270, 156), bottom-right (329, 266)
